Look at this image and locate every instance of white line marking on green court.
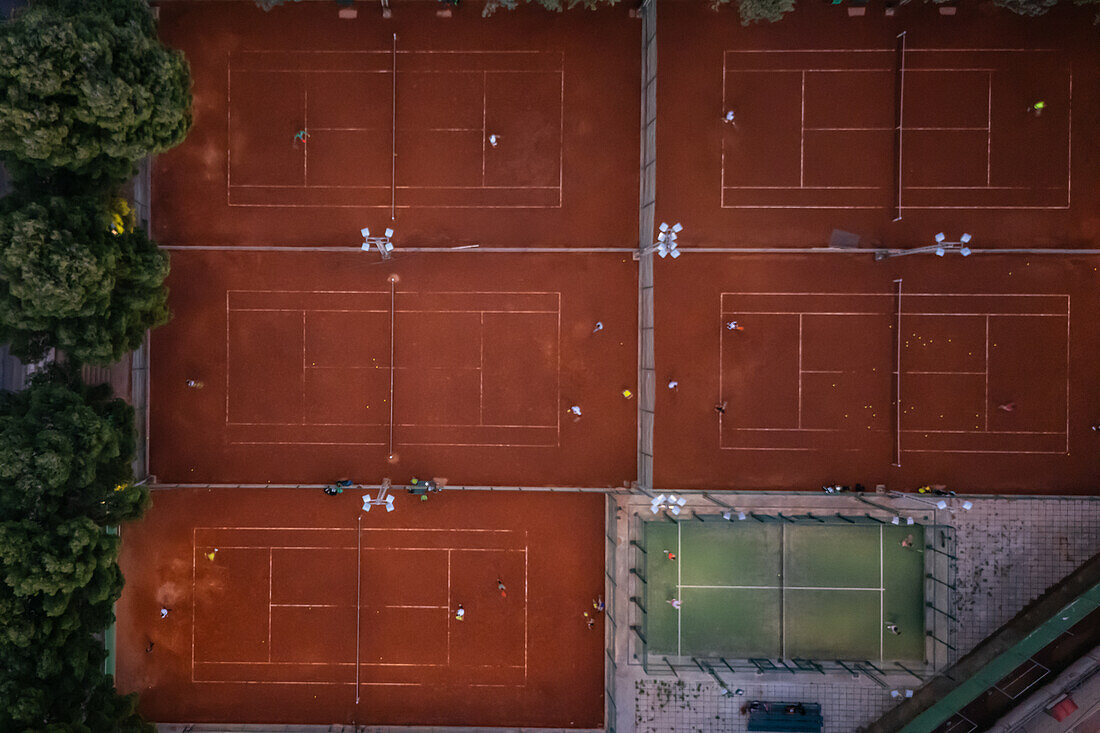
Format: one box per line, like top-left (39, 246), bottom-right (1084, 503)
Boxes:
top-left (879, 525), bottom-right (885, 663)
top-left (677, 521), bottom-right (682, 656)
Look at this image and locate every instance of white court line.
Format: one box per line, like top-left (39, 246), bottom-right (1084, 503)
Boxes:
top-left (894, 278), bottom-right (903, 466)
top-left (726, 427), bottom-right (843, 432)
top-left (797, 314), bottom-right (803, 429)
top-left (191, 528), bottom-right (197, 682)
top-left (725, 46), bottom-right (1060, 52)
top-left (779, 525), bottom-right (785, 658)
top-left (268, 549), bottom-right (273, 661)
top-left (225, 291), bottom-right (230, 425)
top-left (994, 659), bottom-right (1051, 700)
top-left (270, 603), bottom-right (343, 608)
top-left (228, 202), bottom-right (564, 209)
top-left (229, 440), bottom-right (389, 447)
top-left (302, 84), bottom-right (308, 186)
top-left (355, 515), bottom-right (361, 704)
top-left (899, 205), bottom-right (1070, 211)
top-left (904, 448), bottom-right (1068, 455)
top-left (986, 72), bottom-right (993, 186)
top-left (232, 308), bottom-right (558, 314)
top-left (677, 521), bottom-right (682, 657)
top-left (195, 655), bottom-right (352, 660)
top-left (990, 312), bottom-right (998, 429)
top-left (238, 49), bottom-right (555, 55)
top-left (720, 447), bottom-right (821, 452)
top-left (300, 310), bottom-right (306, 429)
top-left (481, 71), bottom-right (487, 186)
top-left (227, 420), bottom-right (556, 428)
top-left (718, 299), bottom-right (724, 443)
top-left (196, 660), bottom-right (521, 669)
top-left (907, 370), bottom-right (986, 376)
top-left (524, 542), bottom-right (529, 679)
top-left (307, 126), bottom-right (484, 132)
top-left (879, 526), bottom-right (884, 663)
top-left (388, 279), bottom-right (395, 458)
top-left (1065, 294), bottom-right (1071, 453)
top-left (230, 184), bottom-right (558, 190)
top-left (213, 541), bottom-right (528, 548)
top-left (479, 312), bottom-right (484, 425)
top-left (1066, 70), bottom-right (1072, 208)
top-left (723, 185), bottom-right (880, 189)
top-left (721, 290), bottom-right (1069, 298)
top-left (799, 71), bottom-right (805, 188)
top-left (446, 549), bottom-right (452, 665)
top-left (721, 60), bottom-right (726, 207)
top-left (197, 526), bottom-right (517, 532)
top-left (390, 33), bottom-right (396, 221)
top-left (556, 292), bottom-right (562, 442)
top-left (681, 584), bottom-right (885, 591)
top-left (205, 545), bottom-right (525, 551)
top-left (194, 680), bottom-right (524, 688)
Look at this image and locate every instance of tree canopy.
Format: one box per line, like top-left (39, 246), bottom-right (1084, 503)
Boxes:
top-left (710, 0), bottom-right (797, 24)
top-left (0, 366), bottom-right (147, 525)
top-left (0, 0), bottom-right (192, 184)
top-left (0, 192), bottom-right (171, 365)
top-left (0, 367), bottom-right (151, 731)
top-left (481, 0), bottom-right (621, 17)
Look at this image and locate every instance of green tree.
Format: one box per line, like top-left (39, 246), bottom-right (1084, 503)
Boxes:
top-left (991, 0), bottom-right (1057, 13)
top-left (0, 366), bottom-right (148, 526)
top-left (482, 0), bottom-right (621, 17)
top-left (711, 0), bottom-right (797, 24)
top-left (0, 518), bottom-right (150, 731)
top-left (0, 0), bottom-right (192, 184)
top-left (0, 367), bottom-right (152, 731)
top-left (0, 192), bottom-right (170, 365)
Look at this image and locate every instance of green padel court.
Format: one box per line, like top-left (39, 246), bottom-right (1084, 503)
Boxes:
top-left (645, 521), bottom-right (926, 663)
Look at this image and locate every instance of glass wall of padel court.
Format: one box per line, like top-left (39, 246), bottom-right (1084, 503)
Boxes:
top-left (627, 507), bottom-right (958, 685)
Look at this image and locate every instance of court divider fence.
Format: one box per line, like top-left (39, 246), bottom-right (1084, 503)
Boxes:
top-left (636, 0), bottom-right (657, 493)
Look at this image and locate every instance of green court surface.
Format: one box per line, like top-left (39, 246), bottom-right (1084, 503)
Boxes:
top-left (645, 520), bottom-right (925, 662)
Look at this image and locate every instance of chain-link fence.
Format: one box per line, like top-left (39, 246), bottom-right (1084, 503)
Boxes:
top-left (626, 506), bottom-right (957, 688)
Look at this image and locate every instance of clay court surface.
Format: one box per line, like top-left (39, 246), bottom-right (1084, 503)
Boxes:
top-left (654, 253), bottom-right (1100, 493)
top-left (658, 1), bottom-right (1100, 248)
top-left (150, 249), bottom-right (636, 486)
top-left (115, 488), bottom-right (605, 727)
top-left (153, 1), bottom-right (639, 248)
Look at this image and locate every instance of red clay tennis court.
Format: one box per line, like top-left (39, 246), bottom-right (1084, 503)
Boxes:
top-left (657, 2), bottom-right (1099, 248)
top-left (153, 1), bottom-right (639, 247)
top-left (115, 487), bottom-right (606, 727)
top-left (149, 249), bottom-right (637, 486)
top-left (654, 253), bottom-right (1100, 493)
